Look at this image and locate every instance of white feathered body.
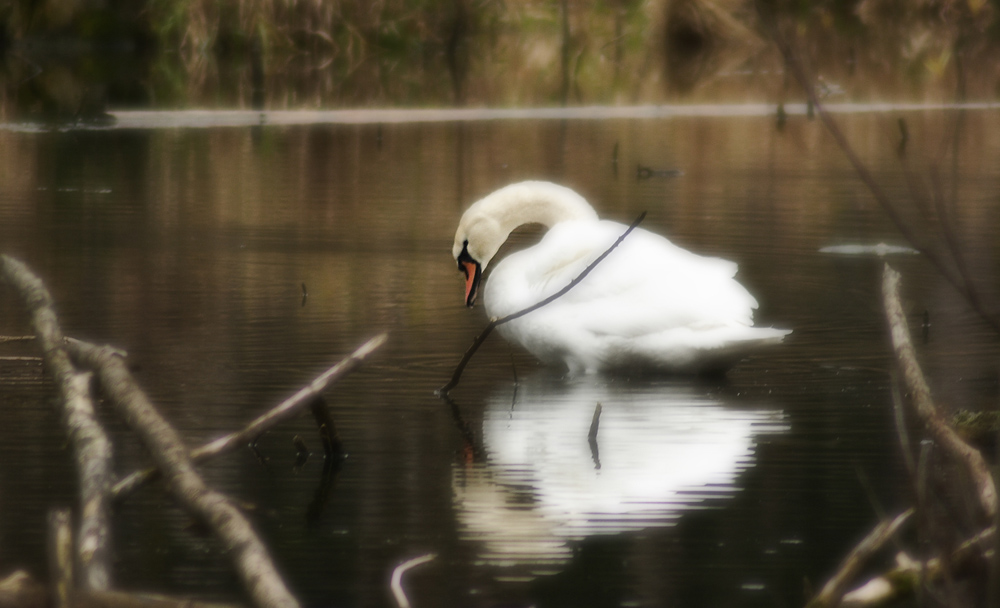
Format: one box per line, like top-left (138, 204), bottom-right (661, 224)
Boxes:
top-left (484, 219), bottom-right (788, 374)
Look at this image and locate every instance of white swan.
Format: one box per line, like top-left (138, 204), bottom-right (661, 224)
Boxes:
top-left (452, 181), bottom-right (790, 374)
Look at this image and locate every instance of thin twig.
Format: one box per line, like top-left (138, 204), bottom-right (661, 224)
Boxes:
top-left (390, 553), bottom-right (436, 608)
top-left (437, 212), bottom-right (646, 395)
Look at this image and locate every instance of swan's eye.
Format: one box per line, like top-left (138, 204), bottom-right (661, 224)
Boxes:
top-left (457, 240), bottom-right (475, 276)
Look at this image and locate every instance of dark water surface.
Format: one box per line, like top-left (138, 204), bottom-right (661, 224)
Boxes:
top-left (2, 107), bottom-right (999, 607)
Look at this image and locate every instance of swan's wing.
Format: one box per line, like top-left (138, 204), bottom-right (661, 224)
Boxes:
top-left (492, 220), bottom-right (760, 334)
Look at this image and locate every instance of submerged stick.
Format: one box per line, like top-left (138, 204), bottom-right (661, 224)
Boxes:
top-left (881, 264), bottom-right (997, 520)
top-left (438, 212), bottom-right (646, 395)
top-left (105, 333), bottom-right (386, 498)
top-left (65, 342), bottom-right (301, 608)
top-left (308, 395), bottom-right (343, 458)
top-left (390, 553), bottom-right (436, 608)
top-left (1, 255), bottom-right (114, 591)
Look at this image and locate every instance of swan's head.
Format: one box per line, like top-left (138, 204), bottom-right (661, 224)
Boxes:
top-left (453, 181), bottom-right (598, 308)
top-left (452, 213), bottom-right (503, 308)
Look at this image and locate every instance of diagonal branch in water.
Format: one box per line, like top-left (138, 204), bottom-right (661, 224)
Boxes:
top-left (437, 212), bottom-right (646, 395)
top-left (105, 333), bottom-right (387, 499)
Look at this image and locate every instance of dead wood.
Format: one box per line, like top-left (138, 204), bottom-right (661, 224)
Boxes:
top-left (61, 341), bottom-right (301, 608)
top-left (840, 525), bottom-right (996, 607)
top-left (437, 213), bottom-right (646, 395)
top-left (806, 509), bottom-right (913, 608)
top-left (102, 333), bottom-right (386, 498)
top-left (0, 255), bottom-right (113, 590)
top-left (881, 264), bottom-right (997, 520)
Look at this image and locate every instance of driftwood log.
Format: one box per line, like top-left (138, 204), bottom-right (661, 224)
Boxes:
top-left (0, 255), bottom-right (114, 591)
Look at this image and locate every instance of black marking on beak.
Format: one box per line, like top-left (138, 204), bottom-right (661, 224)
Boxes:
top-left (458, 241), bottom-right (482, 308)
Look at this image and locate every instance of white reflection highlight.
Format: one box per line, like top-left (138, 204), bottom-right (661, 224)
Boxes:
top-left (453, 373), bottom-right (787, 576)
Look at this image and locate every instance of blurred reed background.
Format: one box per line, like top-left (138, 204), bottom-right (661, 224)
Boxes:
top-left (1, 0), bottom-right (999, 119)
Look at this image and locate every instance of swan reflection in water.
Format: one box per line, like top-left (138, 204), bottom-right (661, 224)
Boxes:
top-left (452, 372), bottom-right (788, 578)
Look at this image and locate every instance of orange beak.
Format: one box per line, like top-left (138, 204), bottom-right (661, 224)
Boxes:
top-left (462, 260), bottom-right (481, 307)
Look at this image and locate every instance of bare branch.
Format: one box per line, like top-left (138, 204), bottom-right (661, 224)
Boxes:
top-left (839, 526), bottom-right (996, 607)
top-left (0, 255), bottom-right (114, 590)
top-left (807, 509), bottom-right (914, 608)
top-left (101, 333), bottom-right (387, 499)
top-left (881, 264), bottom-right (997, 520)
top-left (63, 341), bottom-right (301, 608)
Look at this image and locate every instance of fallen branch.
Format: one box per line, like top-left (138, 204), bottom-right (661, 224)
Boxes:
top-left (100, 333), bottom-right (386, 498)
top-left (437, 212), bottom-right (646, 395)
top-left (840, 526), bottom-right (996, 607)
top-left (61, 342), bottom-right (301, 608)
top-left (806, 509), bottom-right (913, 608)
top-left (0, 255), bottom-right (114, 590)
top-left (881, 264), bottom-right (997, 520)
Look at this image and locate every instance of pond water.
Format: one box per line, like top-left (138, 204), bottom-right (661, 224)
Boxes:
top-left (1, 106), bottom-right (999, 607)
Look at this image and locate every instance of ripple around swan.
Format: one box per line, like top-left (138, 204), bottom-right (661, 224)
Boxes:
top-left (453, 372), bottom-right (788, 579)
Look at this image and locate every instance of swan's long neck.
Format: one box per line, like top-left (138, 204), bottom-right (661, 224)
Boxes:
top-left (477, 181), bottom-right (599, 233)
top-left (456, 181), bottom-right (599, 270)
